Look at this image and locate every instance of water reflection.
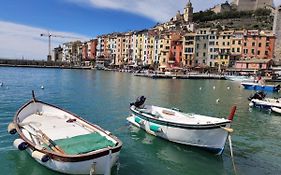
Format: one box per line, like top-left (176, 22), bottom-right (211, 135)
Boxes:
top-left (128, 124), bottom-right (229, 175)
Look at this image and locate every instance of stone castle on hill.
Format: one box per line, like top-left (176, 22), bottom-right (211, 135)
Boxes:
top-left (232, 0), bottom-right (273, 11)
top-left (211, 0), bottom-right (274, 14)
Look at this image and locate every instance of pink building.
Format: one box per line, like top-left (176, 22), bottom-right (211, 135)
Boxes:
top-left (242, 30), bottom-right (275, 59)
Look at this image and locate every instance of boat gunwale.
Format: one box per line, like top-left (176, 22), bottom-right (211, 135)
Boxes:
top-left (130, 106), bottom-right (231, 130)
top-left (13, 99), bottom-right (122, 162)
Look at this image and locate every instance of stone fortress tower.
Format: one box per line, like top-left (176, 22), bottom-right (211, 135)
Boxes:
top-left (184, 0), bottom-right (193, 22)
top-left (232, 0), bottom-right (273, 11)
top-left (273, 5), bottom-right (281, 60)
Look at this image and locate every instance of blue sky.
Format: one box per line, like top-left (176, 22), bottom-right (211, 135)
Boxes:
top-left (0, 0), bottom-right (280, 59)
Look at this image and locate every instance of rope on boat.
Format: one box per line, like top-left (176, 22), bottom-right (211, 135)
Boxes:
top-left (228, 135), bottom-right (237, 175)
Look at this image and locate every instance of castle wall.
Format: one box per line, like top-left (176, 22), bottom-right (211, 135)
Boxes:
top-left (274, 6), bottom-right (281, 59)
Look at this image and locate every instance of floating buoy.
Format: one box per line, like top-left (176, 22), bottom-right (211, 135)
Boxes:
top-left (199, 87), bottom-right (202, 90)
top-left (7, 123), bottom-right (17, 134)
top-left (32, 151), bottom-right (50, 162)
top-left (227, 87), bottom-right (230, 90)
top-left (216, 99), bottom-right (220, 104)
top-left (13, 138), bottom-right (28, 151)
top-left (0, 82), bottom-right (3, 87)
top-left (213, 86), bottom-right (216, 90)
top-left (41, 86), bottom-right (44, 90)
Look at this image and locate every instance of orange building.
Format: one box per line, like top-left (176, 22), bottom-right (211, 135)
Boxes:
top-left (82, 39), bottom-right (97, 61)
top-left (242, 30), bottom-right (275, 60)
top-left (170, 33), bottom-right (183, 67)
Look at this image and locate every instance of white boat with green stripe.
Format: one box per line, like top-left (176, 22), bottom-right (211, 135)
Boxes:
top-left (127, 96), bottom-right (236, 155)
top-left (8, 91), bottom-right (122, 175)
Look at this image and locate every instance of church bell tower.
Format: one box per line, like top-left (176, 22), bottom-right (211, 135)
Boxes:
top-left (184, 0), bottom-right (193, 22)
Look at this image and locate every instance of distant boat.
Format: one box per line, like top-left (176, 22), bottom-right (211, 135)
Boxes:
top-left (127, 96), bottom-right (236, 155)
top-left (241, 82), bottom-right (280, 92)
top-left (225, 75), bottom-right (254, 82)
top-left (249, 91), bottom-right (281, 110)
top-left (8, 91), bottom-right (122, 175)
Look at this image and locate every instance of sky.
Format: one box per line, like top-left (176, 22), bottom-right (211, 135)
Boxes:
top-left (0, 0), bottom-right (280, 60)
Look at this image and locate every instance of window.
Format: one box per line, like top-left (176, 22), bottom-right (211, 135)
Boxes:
top-left (237, 48), bottom-right (240, 52)
top-left (232, 41), bottom-right (235, 45)
top-left (265, 51), bottom-right (268, 55)
top-left (232, 48), bottom-right (235, 52)
top-left (252, 42), bottom-right (255, 46)
top-left (257, 50), bottom-right (260, 55)
top-left (244, 43), bottom-right (247, 47)
top-left (203, 52), bottom-right (206, 57)
top-left (251, 49), bottom-right (255, 54)
top-left (259, 43), bottom-right (262, 47)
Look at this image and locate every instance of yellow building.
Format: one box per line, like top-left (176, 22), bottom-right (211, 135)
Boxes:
top-left (158, 32), bottom-right (171, 68)
top-left (182, 32), bottom-right (195, 67)
top-left (230, 30), bottom-right (244, 66)
top-left (216, 30), bottom-right (234, 68)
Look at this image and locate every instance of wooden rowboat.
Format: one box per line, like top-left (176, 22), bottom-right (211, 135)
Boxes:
top-left (8, 92), bottom-right (122, 175)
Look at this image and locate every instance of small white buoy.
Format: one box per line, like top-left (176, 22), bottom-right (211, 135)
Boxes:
top-left (216, 99), bottom-right (220, 104)
top-left (227, 87), bottom-right (230, 90)
top-left (213, 86), bottom-right (216, 90)
top-left (199, 87), bottom-right (202, 90)
top-left (41, 86), bottom-right (44, 90)
top-left (0, 82), bottom-right (3, 87)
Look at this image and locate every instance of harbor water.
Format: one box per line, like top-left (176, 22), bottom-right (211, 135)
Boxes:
top-left (0, 67), bottom-right (281, 175)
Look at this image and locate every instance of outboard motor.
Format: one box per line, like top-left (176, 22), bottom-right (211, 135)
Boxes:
top-left (130, 96), bottom-right (146, 108)
top-left (248, 91), bottom-right (266, 101)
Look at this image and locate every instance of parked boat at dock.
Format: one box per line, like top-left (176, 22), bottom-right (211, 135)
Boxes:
top-left (225, 75), bottom-right (254, 82)
top-left (8, 92), bottom-right (122, 175)
top-left (127, 96), bottom-right (236, 155)
top-left (241, 82), bottom-right (280, 92)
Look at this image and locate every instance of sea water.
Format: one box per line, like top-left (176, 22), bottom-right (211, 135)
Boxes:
top-left (0, 67), bottom-right (280, 175)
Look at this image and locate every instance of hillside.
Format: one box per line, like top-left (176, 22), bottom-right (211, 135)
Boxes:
top-left (193, 9), bottom-right (274, 30)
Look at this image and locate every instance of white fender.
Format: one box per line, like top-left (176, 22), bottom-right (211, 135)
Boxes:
top-left (13, 138), bottom-right (28, 151)
top-left (7, 123), bottom-right (17, 134)
top-left (32, 151), bottom-right (50, 162)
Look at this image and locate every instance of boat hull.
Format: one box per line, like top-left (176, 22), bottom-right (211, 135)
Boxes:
top-left (271, 107), bottom-right (281, 114)
top-left (241, 82), bottom-right (280, 92)
top-left (26, 148), bottom-right (120, 174)
top-left (127, 113), bottom-right (230, 155)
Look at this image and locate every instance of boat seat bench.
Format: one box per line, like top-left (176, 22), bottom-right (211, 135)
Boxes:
top-left (45, 133), bottom-right (115, 155)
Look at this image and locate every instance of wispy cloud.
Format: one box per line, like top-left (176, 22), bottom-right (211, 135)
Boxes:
top-left (68, 0), bottom-right (281, 22)
top-left (0, 21), bottom-right (89, 60)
